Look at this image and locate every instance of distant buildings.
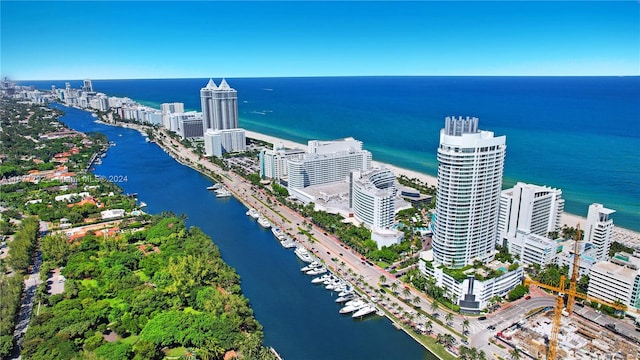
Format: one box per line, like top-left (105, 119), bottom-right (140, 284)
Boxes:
top-left (432, 116), bottom-right (506, 268)
top-left (161, 102), bottom-right (184, 129)
top-left (585, 203), bottom-right (616, 262)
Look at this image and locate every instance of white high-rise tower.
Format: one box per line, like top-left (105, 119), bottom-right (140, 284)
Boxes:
top-left (432, 116), bottom-right (506, 268)
top-left (584, 203), bottom-right (615, 261)
top-left (200, 78), bottom-right (238, 132)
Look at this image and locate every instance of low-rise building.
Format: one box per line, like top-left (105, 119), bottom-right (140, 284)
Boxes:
top-left (587, 252), bottom-right (640, 311)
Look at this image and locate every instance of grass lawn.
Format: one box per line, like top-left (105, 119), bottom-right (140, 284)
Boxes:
top-left (376, 261), bottom-right (390, 269)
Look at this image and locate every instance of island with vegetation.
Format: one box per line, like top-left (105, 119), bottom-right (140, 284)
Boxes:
top-left (0, 97), bottom-right (277, 360)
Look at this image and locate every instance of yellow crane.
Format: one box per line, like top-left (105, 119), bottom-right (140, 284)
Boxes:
top-left (522, 225), bottom-right (626, 360)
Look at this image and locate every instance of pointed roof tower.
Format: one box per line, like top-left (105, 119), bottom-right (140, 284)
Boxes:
top-left (218, 78), bottom-right (231, 91)
top-left (205, 78), bottom-right (218, 89)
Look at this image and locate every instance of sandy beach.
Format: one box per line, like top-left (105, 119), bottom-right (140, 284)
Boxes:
top-left (244, 130), bottom-right (640, 245)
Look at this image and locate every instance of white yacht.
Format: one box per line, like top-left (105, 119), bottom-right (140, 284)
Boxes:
top-left (294, 246), bottom-right (314, 263)
top-left (258, 217), bottom-right (271, 229)
top-left (306, 267), bottom-right (327, 276)
top-left (335, 293), bottom-right (356, 303)
top-left (338, 288), bottom-right (353, 297)
top-left (352, 304), bottom-right (377, 318)
top-left (280, 237), bottom-right (296, 249)
top-left (246, 208), bottom-right (260, 219)
top-left (339, 299), bottom-right (366, 314)
top-left (325, 280), bottom-right (345, 291)
top-left (301, 261), bottom-right (321, 272)
top-left (271, 226), bottom-right (284, 240)
top-left (215, 187), bottom-right (232, 198)
top-left (311, 274), bottom-right (331, 284)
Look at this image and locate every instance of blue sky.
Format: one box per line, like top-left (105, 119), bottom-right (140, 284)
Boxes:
top-left (1, 1), bottom-right (638, 80)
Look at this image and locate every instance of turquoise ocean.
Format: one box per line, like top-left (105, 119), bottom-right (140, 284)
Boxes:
top-left (26, 77), bottom-right (640, 231)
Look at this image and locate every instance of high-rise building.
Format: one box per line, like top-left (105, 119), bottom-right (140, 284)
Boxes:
top-left (432, 116), bottom-right (506, 268)
top-left (497, 182), bottom-right (564, 245)
top-left (587, 252), bottom-right (640, 311)
top-left (349, 168), bottom-right (396, 230)
top-left (200, 78), bottom-right (238, 132)
top-left (161, 102), bottom-right (184, 129)
top-left (82, 79), bottom-right (93, 93)
top-left (287, 138), bottom-right (372, 189)
top-left (584, 203), bottom-right (616, 262)
top-left (204, 128), bottom-right (246, 157)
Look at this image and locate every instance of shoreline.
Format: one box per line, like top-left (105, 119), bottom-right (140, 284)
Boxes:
top-left (244, 130), bottom-right (639, 240)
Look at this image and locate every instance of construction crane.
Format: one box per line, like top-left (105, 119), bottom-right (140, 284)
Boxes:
top-left (548, 275), bottom-right (565, 360)
top-left (522, 225), bottom-right (626, 360)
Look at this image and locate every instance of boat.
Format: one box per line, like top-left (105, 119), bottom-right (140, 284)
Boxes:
top-left (325, 280), bottom-right (344, 290)
top-left (139, 201), bottom-right (147, 208)
top-left (352, 304), bottom-right (377, 318)
top-left (339, 299), bottom-right (366, 314)
top-left (280, 237), bottom-right (296, 248)
top-left (335, 293), bottom-right (356, 303)
top-left (207, 183), bottom-right (222, 190)
top-left (248, 208), bottom-right (260, 219)
top-left (301, 261), bottom-right (321, 272)
top-left (338, 288), bottom-right (353, 297)
top-left (294, 246), bottom-right (314, 263)
top-left (215, 188), bottom-right (232, 198)
top-left (306, 267), bottom-right (327, 276)
top-left (311, 274), bottom-right (331, 284)
top-left (271, 226), bottom-right (285, 240)
top-left (258, 217), bottom-right (271, 229)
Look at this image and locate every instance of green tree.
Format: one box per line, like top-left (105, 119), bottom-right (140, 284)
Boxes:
top-left (41, 233), bottom-right (72, 266)
top-left (430, 300), bottom-right (439, 316)
top-left (391, 282), bottom-right (399, 294)
top-left (445, 312), bottom-right (454, 325)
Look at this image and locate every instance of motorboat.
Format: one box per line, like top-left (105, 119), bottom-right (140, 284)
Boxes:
top-left (271, 226), bottom-right (285, 239)
top-left (281, 238), bottom-right (296, 248)
top-left (246, 208), bottom-right (260, 219)
top-left (215, 187), bottom-right (232, 198)
top-left (311, 274), bottom-right (331, 284)
top-left (258, 217), bottom-right (271, 229)
top-left (335, 293), bottom-right (356, 303)
top-left (301, 261), bottom-right (321, 272)
top-left (337, 288), bottom-right (352, 297)
top-left (306, 267), bottom-right (327, 276)
top-left (326, 280), bottom-right (345, 291)
top-left (294, 246), bottom-right (314, 263)
top-left (352, 304), bottom-right (377, 318)
top-left (339, 299), bottom-right (366, 314)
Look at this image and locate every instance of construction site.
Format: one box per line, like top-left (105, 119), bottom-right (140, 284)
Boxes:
top-left (495, 307), bottom-right (639, 359)
top-left (498, 226), bottom-right (640, 360)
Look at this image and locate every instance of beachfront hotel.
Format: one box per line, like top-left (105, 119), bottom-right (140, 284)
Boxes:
top-left (259, 143), bottom-right (306, 181)
top-left (161, 102), bottom-right (184, 129)
top-left (585, 203), bottom-right (616, 262)
top-left (204, 128), bottom-right (247, 157)
top-left (432, 116), bottom-right (506, 268)
top-left (200, 78), bottom-right (238, 132)
top-left (287, 137), bottom-right (372, 191)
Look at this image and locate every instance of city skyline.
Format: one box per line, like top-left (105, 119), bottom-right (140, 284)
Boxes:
top-left (1, 1), bottom-right (638, 80)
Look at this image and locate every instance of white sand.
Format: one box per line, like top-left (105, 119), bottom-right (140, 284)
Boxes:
top-left (244, 130), bottom-right (640, 243)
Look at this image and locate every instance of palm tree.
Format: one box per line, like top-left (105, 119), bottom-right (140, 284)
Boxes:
top-left (402, 286), bottom-right (412, 299)
top-left (425, 320), bottom-right (433, 334)
top-left (508, 348), bottom-right (521, 360)
top-left (444, 334), bottom-right (455, 347)
top-left (462, 318), bottom-right (470, 334)
top-left (406, 312), bottom-right (416, 325)
top-left (379, 274), bottom-right (387, 286)
top-left (445, 312), bottom-right (454, 325)
top-left (391, 282), bottom-right (399, 294)
top-left (412, 296), bottom-right (421, 307)
top-left (430, 300), bottom-right (439, 316)
top-left (436, 333), bottom-right (445, 345)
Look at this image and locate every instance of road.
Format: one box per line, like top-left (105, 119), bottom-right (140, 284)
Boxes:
top-left (10, 249), bottom-right (43, 360)
top-left (153, 129), bottom-right (571, 359)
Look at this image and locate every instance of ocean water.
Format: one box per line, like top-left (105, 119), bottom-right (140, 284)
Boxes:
top-left (27, 77), bottom-right (640, 231)
top-left (53, 104), bottom-right (435, 360)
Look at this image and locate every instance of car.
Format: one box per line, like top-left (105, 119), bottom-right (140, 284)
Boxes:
top-left (487, 325), bottom-right (496, 331)
top-left (461, 339), bottom-right (469, 345)
top-left (478, 316), bottom-right (487, 321)
top-left (524, 295), bottom-right (531, 300)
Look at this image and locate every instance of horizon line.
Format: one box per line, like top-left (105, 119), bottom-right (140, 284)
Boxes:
top-left (8, 74), bottom-right (640, 82)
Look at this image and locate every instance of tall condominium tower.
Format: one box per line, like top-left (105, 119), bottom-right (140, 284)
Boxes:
top-left (584, 203), bottom-right (615, 261)
top-left (82, 79), bottom-right (93, 93)
top-left (432, 116), bottom-right (506, 268)
top-left (200, 78), bottom-right (238, 132)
